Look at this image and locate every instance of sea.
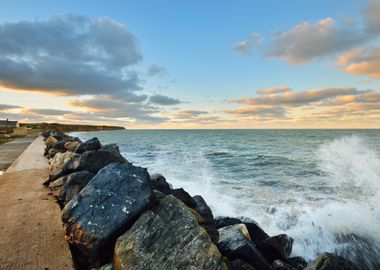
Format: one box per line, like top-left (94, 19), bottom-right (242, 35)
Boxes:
top-left (70, 129), bottom-right (380, 269)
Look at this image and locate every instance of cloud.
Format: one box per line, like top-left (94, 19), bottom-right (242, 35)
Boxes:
top-left (24, 108), bottom-right (74, 115)
top-left (0, 104), bottom-right (21, 110)
top-left (364, 0), bottom-right (380, 33)
top-left (149, 94), bottom-right (181, 105)
top-left (263, 18), bottom-right (367, 64)
top-left (146, 65), bottom-right (168, 77)
top-left (176, 110), bottom-right (208, 119)
top-left (232, 87), bottom-right (363, 107)
top-left (236, 0), bottom-right (380, 65)
top-left (225, 105), bottom-right (286, 118)
top-left (67, 96), bottom-right (167, 123)
top-left (338, 46), bottom-right (380, 78)
top-left (256, 86), bottom-right (292, 95)
top-left (234, 33), bottom-right (261, 55)
top-left (0, 14), bottom-right (142, 96)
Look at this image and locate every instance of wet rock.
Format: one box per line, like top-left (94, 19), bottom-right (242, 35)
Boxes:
top-left (273, 260), bottom-right (297, 270)
top-left (228, 258), bottom-right (257, 270)
top-left (285, 257), bottom-right (308, 270)
top-left (113, 195), bottom-right (227, 270)
top-left (215, 217), bottom-right (269, 244)
top-left (55, 171), bottom-right (95, 205)
top-left (62, 163), bottom-right (155, 265)
top-left (193, 195), bottom-right (219, 244)
top-left (170, 188), bottom-right (197, 208)
top-left (101, 144), bottom-right (126, 162)
top-left (45, 151), bottom-right (78, 185)
top-left (217, 224), bottom-right (272, 270)
top-left (50, 149), bottom-right (126, 182)
top-left (49, 175), bottom-right (69, 193)
top-left (304, 252), bottom-right (358, 270)
top-left (149, 173), bottom-right (172, 194)
top-left (256, 234), bottom-right (293, 263)
top-left (75, 137), bottom-right (101, 154)
top-left (48, 148), bottom-right (64, 159)
top-left (44, 136), bottom-right (58, 155)
top-left (64, 140), bottom-right (81, 152)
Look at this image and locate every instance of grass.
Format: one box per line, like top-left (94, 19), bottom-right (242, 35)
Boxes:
top-left (0, 138), bottom-right (13, 145)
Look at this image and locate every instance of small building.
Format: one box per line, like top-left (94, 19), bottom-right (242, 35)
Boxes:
top-left (0, 119), bottom-right (19, 127)
top-left (0, 119), bottom-right (27, 136)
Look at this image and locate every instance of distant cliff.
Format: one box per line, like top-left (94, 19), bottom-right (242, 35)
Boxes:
top-left (20, 122), bottom-right (125, 132)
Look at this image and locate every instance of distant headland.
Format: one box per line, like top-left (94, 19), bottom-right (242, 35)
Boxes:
top-left (20, 122), bottom-right (125, 132)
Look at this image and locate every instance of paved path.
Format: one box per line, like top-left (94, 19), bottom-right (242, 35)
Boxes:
top-left (0, 134), bottom-right (37, 172)
top-left (0, 136), bottom-right (74, 270)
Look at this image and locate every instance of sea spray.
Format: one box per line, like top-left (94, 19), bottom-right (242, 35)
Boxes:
top-left (71, 129), bottom-right (380, 269)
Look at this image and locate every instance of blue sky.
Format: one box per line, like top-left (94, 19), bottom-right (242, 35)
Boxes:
top-left (0, 0), bottom-right (380, 128)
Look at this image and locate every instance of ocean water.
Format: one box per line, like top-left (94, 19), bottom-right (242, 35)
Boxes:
top-left (71, 129), bottom-right (380, 269)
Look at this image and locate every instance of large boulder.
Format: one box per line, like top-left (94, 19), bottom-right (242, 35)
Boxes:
top-left (75, 137), bottom-right (101, 154)
top-left (215, 217), bottom-right (269, 244)
top-left (256, 234), bottom-right (293, 263)
top-left (113, 195), bottom-right (227, 270)
top-left (304, 253), bottom-right (358, 270)
top-left (193, 195), bottom-right (219, 244)
top-left (64, 140), bottom-right (81, 152)
top-left (44, 136), bottom-right (58, 153)
top-left (170, 188), bottom-right (197, 208)
top-left (62, 163), bottom-right (156, 265)
top-left (101, 144), bottom-right (126, 162)
top-left (149, 173), bottom-right (172, 194)
top-left (217, 224), bottom-right (272, 270)
top-left (45, 151), bottom-right (79, 185)
top-left (54, 171), bottom-right (95, 205)
top-left (50, 149), bottom-right (126, 182)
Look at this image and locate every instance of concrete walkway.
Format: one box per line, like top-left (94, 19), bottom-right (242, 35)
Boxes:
top-left (0, 136), bottom-right (73, 270)
top-left (0, 135), bottom-right (37, 172)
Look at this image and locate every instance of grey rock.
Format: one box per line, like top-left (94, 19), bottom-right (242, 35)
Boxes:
top-left (256, 234), bottom-right (294, 263)
top-left (62, 163), bottom-right (155, 265)
top-left (101, 144), bottom-right (125, 162)
top-left (193, 195), bottom-right (219, 244)
top-left (215, 216), bottom-right (269, 244)
top-left (170, 188), bottom-right (197, 208)
top-left (217, 224), bottom-right (272, 270)
top-left (228, 258), bottom-right (257, 270)
top-left (273, 260), bottom-right (297, 270)
top-left (75, 137), bottom-right (101, 154)
top-left (285, 257), bottom-right (308, 270)
top-left (149, 173), bottom-right (172, 194)
top-left (304, 253), bottom-right (358, 270)
top-left (113, 195), bottom-right (227, 270)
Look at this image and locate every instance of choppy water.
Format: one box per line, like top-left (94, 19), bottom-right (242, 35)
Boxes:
top-left (71, 129), bottom-right (380, 269)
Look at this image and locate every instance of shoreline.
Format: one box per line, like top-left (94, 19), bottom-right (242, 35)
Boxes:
top-left (40, 130), bottom-right (359, 270)
top-left (0, 129), bottom-right (361, 270)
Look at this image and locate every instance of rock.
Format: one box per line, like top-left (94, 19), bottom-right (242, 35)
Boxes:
top-left (52, 137), bottom-right (79, 151)
top-left (170, 188), bottom-right (197, 208)
top-left (49, 175), bottom-right (69, 193)
top-left (49, 130), bottom-right (70, 141)
top-left (101, 144), bottom-right (126, 162)
top-left (273, 260), bottom-right (297, 270)
top-left (285, 257), bottom-right (308, 270)
top-left (256, 234), bottom-right (293, 263)
top-left (149, 173), bottom-right (172, 194)
top-left (48, 148), bottom-right (64, 159)
top-left (45, 136), bottom-right (58, 150)
top-left (193, 195), bottom-right (219, 244)
top-left (113, 195), bottom-right (227, 270)
top-left (98, 263), bottom-right (114, 270)
top-left (50, 149), bottom-right (126, 182)
top-left (45, 151), bottom-right (79, 185)
top-left (228, 258), bottom-right (257, 270)
top-left (55, 171), bottom-right (95, 205)
top-left (304, 253), bottom-right (358, 270)
top-left (217, 224), bottom-right (272, 270)
top-left (215, 217), bottom-right (269, 244)
top-left (62, 163), bottom-right (155, 265)
top-left (64, 140), bottom-right (81, 152)
top-left (75, 137), bottom-right (101, 154)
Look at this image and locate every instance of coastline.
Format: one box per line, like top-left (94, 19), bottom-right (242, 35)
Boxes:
top-left (38, 130), bottom-right (359, 270)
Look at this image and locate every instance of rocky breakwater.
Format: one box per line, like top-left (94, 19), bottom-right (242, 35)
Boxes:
top-left (41, 130), bottom-right (359, 270)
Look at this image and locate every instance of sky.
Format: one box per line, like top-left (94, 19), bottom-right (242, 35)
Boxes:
top-left (0, 0), bottom-right (380, 128)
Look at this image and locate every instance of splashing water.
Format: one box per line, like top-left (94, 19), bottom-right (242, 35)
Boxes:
top-left (71, 130), bottom-right (380, 269)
